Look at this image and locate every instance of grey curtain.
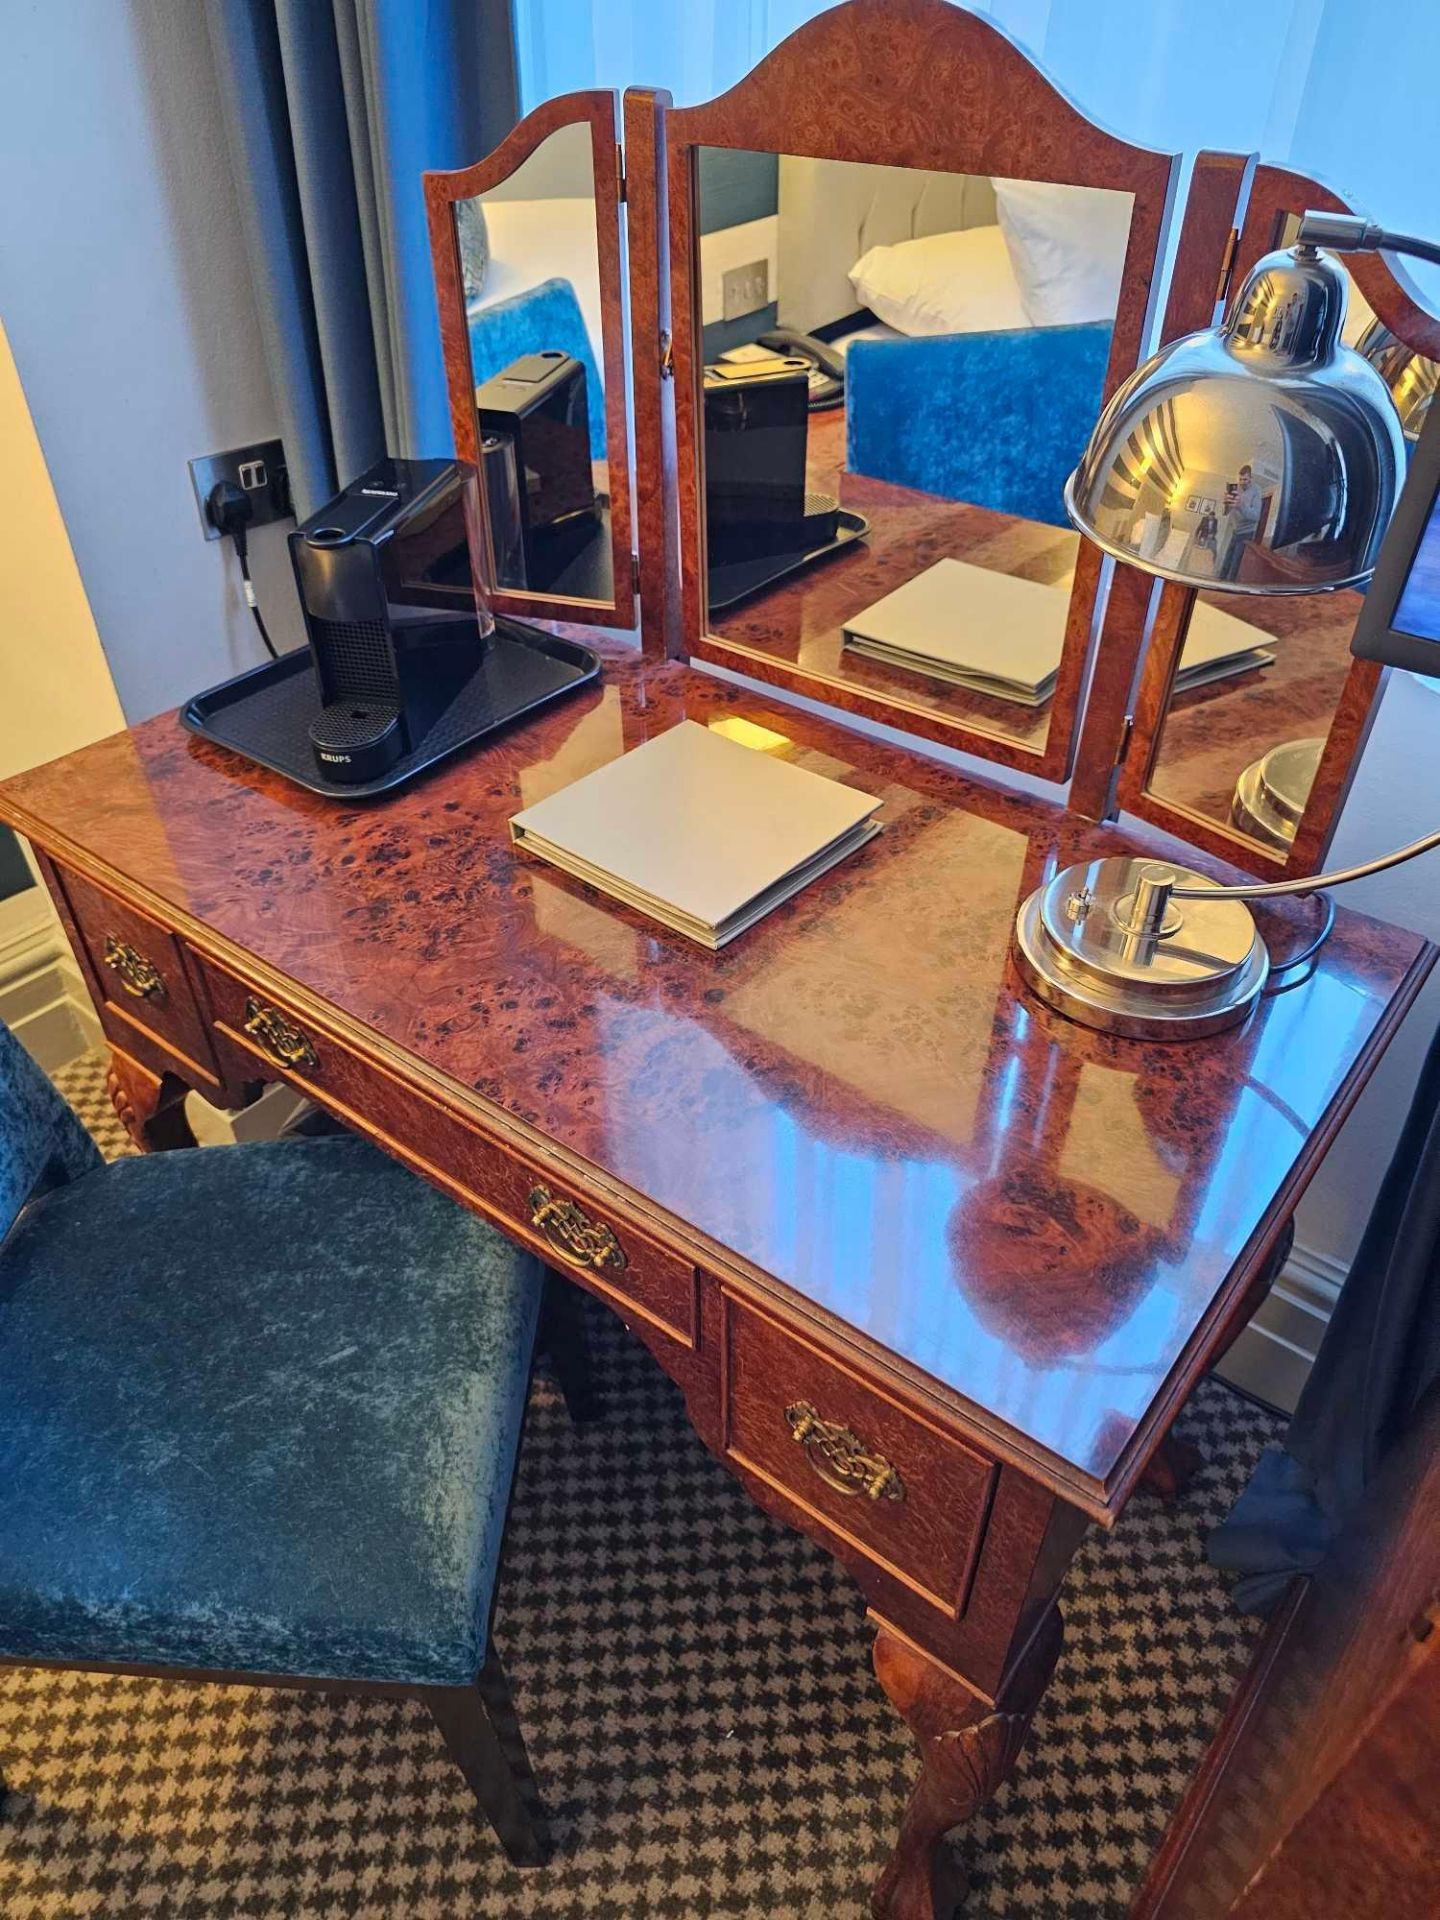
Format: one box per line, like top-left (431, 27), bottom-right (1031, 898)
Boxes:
top-left (205, 0), bottom-right (517, 520)
top-left (1210, 1015), bottom-right (1440, 1612)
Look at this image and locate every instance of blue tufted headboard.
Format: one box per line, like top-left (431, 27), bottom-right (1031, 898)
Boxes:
top-left (845, 323), bottom-right (1113, 529)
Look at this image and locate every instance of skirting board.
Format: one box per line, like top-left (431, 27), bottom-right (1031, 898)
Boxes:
top-left (0, 890), bottom-right (102, 1073)
top-left (1214, 1241), bottom-right (1347, 1415)
top-left (0, 884), bottom-right (308, 1145)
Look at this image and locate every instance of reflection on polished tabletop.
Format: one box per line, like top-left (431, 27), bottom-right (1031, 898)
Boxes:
top-left (706, 409), bottom-right (1079, 751)
top-left (3, 641), bottom-right (1428, 1510)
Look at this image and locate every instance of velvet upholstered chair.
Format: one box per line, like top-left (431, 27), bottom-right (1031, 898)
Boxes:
top-left (0, 1019), bottom-right (559, 1865)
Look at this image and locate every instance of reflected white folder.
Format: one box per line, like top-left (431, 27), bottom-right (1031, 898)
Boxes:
top-left (509, 720), bottom-right (882, 949)
top-left (841, 558), bottom-right (1273, 703)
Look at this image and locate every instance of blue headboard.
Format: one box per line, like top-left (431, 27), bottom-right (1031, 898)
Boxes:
top-left (846, 323), bottom-right (1113, 528)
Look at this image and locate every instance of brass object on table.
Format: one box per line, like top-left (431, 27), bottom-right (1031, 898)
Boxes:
top-left (102, 934), bottom-right (166, 1002)
top-left (528, 1185), bottom-right (628, 1273)
top-left (785, 1399), bottom-right (906, 1502)
top-left (242, 996), bottom-right (320, 1072)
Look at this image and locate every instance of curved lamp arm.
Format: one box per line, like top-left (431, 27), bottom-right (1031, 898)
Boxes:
top-left (1296, 211), bottom-right (1440, 272)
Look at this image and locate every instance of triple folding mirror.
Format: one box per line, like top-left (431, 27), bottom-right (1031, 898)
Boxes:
top-left (423, 0), bottom-right (1440, 877)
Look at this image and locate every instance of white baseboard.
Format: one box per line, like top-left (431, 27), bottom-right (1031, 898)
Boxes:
top-left (0, 891), bottom-right (102, 1072)
top-left (1214, 1240), bottom-right (1346, 1414)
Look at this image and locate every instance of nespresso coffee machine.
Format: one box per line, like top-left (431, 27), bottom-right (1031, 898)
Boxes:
top-left (289, 459), bottom-right (479, 783)
top-left (181, 454), bottom-right (600, 797)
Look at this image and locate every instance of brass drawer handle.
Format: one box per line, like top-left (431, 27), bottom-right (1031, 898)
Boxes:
top-left (785, 1400), bottom-right (905, 1503)
top-left (242, 996), bottom-right (319, 1072)
top-left (528, 1185), bottom-right (628, 1274)
top-left (103, 935), bottom-right (167, 1003)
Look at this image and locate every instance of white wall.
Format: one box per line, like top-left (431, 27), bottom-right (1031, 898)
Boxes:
top-left (0, 0), bottom-right (305, 727)
top-left (1291, 672), bottom-right (1440, 1268)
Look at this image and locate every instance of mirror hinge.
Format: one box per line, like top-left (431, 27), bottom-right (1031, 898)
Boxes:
top-left (616, 146), bottom-right (626, 202)
top-left (1215, 226), bottom-right (1239, 306)
top-left (659, 330), bottom-right (674, 378)
top-left (1116, 714), bottom-right (1135, 766)
top-left (631, 551), bottom-right (641, 595)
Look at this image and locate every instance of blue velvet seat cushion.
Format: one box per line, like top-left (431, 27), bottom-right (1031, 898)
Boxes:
top-left (0, 1136), bottom-right (542, 1686)
top-left (467, 276), bottom-right (606, 461)
top-left (845, 322), bottom-right (1114, 528)
top-left (0, 1021), bottom-right (100, 1242)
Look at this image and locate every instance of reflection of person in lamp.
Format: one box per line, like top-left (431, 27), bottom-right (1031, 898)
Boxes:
top-left (1217, 462), bottom-right (1263, 580)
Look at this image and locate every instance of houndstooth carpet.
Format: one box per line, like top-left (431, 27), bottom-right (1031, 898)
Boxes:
top-left (0, 1055), bottom-right (1280, 1918)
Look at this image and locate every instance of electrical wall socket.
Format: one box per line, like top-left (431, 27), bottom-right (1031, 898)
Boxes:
top-left (722, 258), bottom-right (770, 322)
top-left (189, 439), bottom-right (291, 539)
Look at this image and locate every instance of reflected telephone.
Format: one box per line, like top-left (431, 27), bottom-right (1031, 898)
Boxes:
top-left (758, 330), bottom-right (846, 410)
top-left (715, 332), bottom-right (846, 411)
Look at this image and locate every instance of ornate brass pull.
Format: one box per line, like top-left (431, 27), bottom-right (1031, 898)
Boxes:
top-left (528, 1185), bottom-right (628, 1274)
top-left (242, 997), bottom-right (319, 1073)
top-left (785, 1401), bottom-right (905, 1503)
top-left (102, 935), bottom-right (167, 1002)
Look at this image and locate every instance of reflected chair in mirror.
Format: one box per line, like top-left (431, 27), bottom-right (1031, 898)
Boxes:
top-left (0, 1021), bottom-right (552, 1867)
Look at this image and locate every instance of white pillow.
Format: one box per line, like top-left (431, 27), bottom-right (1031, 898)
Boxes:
top-left (847, 224), bottom-right (1032, 338)
top-left (991, 180), bottom-right (1131, 328)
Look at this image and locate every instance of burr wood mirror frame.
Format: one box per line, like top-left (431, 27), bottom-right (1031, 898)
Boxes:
top-left (424, 90), bottom-right (637, 629)
top-left (1082, 161), bottom-right (1440, 876)
top-left (648, 0), bottom-right (1181, 780)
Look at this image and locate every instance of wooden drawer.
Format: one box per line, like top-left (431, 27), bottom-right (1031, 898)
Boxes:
top-left (721, 1291), bottom-right (997, 1618)
top-left (201, 959), bottom-right (699, 1347)
top-left (54, 865), bottom-right (222, 1088)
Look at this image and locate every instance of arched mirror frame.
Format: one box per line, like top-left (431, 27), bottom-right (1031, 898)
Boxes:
top-left (1099, 162), bottom-right (1440, 876)
top-left (651, 0), bottom-right (1182, 781)
top-left (423, 90), bottom-right (637, 629)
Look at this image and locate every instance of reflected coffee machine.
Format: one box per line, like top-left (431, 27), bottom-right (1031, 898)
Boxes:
top-left (702, 357), bottom-right (861, 612)
top-left (477, 350), bottom-right (600, 593)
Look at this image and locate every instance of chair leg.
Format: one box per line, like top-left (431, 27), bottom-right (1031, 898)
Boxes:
top-left (426, 1646), bottom-right (550, 1866)
top-left (1141, 1432), bottom-right (1206, 1502)
top-left (539, 1268), bottom-right (601, 1425)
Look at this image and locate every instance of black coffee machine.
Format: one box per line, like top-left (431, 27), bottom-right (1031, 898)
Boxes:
top-left (182, 454), bottom-right (600, 797)
top-left (289, 458), bottom-right (479, 783)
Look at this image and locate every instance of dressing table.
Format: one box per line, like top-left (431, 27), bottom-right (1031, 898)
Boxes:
top-left (6, 3), bottom-right (1439, 1913)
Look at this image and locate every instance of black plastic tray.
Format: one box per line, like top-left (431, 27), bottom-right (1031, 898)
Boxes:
top-left (181, 619), bottom-right (600, 799)
top-left (707, 508), bottom-right (869, 614)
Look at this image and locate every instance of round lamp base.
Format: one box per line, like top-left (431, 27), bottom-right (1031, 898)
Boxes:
top-left (1013, 856), bottom-right (1269, 1040)
top-left (1231, 737), bottom-right (1325, 850)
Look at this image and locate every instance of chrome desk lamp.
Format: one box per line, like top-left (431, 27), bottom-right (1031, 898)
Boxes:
top-left (1016, 212), bottom-right (1440, 1039)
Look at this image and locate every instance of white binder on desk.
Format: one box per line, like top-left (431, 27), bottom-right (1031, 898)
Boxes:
top-left (509, 719), bottom-right (882, 949)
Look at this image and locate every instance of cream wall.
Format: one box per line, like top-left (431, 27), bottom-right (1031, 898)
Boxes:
top-left (0, 320), bottom-right (125, 779)
top-left (0, 316), bottom-right (121, 1066)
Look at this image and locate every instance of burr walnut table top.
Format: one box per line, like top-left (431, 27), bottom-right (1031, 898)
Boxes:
top-left (2, 640), bottom-right (1429, 1515)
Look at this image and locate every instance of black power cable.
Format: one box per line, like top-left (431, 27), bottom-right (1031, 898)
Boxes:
top-left (206, 480), bottom-right (279, 660)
